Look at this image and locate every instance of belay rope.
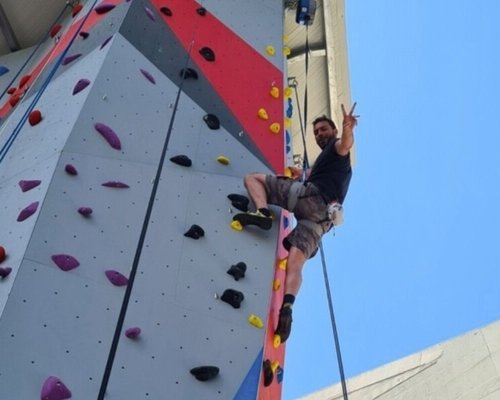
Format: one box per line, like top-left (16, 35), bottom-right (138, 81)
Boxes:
top-left (293, 25), bottom-right (350, 400)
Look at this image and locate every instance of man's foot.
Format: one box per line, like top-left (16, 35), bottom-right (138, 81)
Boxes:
top-left (275, 307), bottom-right (293, 343)
top-left (233, 210), bottom-right (272, 230)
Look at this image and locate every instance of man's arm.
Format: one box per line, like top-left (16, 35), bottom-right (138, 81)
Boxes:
top-left (335, 103), bottom-right (358, 156)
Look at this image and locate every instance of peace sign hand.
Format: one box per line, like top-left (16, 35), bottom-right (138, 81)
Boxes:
top-left (341, 102), bottom-right (359, 131)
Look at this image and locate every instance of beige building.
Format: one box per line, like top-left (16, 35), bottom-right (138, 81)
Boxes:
top-left (299, 320), bottom-right (500, 400)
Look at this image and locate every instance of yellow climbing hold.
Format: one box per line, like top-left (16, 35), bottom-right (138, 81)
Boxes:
top-left (283, 46), bottom-right (291, 56)
top-left (273, 279), bottom-right (281, 291)
top-left (230, 220), bottom-right (243, 231)
top-left (269, 122), bottom-right (280, 134)
top-left (285, 118), bottom-right (291, 128)
top-left (284, 87), bottom-right (293, 98)
top-left (266, 45), bottom-right (275, 56)
top-left (284, 167), bottom-right (293, 178)
top-left (273, 334), bottom-right (281, 348)
top-left (278, 258), bottom-right (287, 270)
top-left (271, 360), bottom-right (280, 373)
top-left (258, 108), bottom-right (269, 120)
top-left (270, 86), bottom-right (280, 99)
top-left (248, 314), bottom-right (264, 329)
top-left (216, 155), bottom-right (230, 165)
top-left (283, 34), bottom-right (289, 43)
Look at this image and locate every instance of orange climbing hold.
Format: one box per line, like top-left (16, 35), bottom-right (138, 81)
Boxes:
top-left (29, 110), bottom-right (42, 126)
top-left (258, 108), bottom-right (269, 120)
top-left (273, 279), bottom-right (281, 291)
top-left (270, 86), bottom-right (280, 99)
top-left (278, 258), bottom-right (287, 270)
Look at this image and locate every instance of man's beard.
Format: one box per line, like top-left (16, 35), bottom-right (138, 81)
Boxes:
top-left (317, 137), bottom-right (331, 149)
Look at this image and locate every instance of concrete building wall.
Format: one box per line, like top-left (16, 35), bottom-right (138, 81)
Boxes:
top-left (299, 319), bottom-right (500, 400)
top-left (0, 0), bottom-right (291, 398)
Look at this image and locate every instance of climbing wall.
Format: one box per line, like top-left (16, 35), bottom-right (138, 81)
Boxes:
top-left (0, 0), bottom-right (291, 399)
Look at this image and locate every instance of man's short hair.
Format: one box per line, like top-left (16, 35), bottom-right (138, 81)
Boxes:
top-left (313, 115), bottom-right (336, 130)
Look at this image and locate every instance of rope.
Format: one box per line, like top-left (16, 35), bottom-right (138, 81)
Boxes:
top-left (295, 25), bottom-right (350, 400)
top-left (0, 0), bottom-right (98, 164)
top-left (97, 37), bottom-right (197, 400)
top-left (0, 3), bottom-right (70, 102)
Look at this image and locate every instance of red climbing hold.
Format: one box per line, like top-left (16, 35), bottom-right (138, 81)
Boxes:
top-left (19, 74), bottom-right (31, 88)
top-left (7, 87), bottom-right (15, 95)
top-left (0, 267), bottom-right (12, 279)
top-left (51, 254), bottom-right (80, 271)
top-left (105, 270), bottom-right (129, 286)
top-left (94, 123), bottom-right (122, 150)
top-left (9, 93), bottom-right (21, 107)
top-left (72, 3), bottom-right (83, 17)
top-left (95, 3), bottom-right (116, 14)
top-left (17, 201), bottom-right (39, 222)
top-left (40, 376), bottom-right (72, 400)
top-left (29, 110), bottom-right (42, 126)
top-left (19, 180), bottom-right (41, 192)
top-left (0, 246), bottom-right (6, 263)
top-left (50, 24), bottom-right (62, 38)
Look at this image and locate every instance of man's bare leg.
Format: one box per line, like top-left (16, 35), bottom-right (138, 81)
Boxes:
top-left (243, 173), bottom-right (268, 210)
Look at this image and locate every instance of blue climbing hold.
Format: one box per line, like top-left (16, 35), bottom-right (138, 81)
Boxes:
top-left (0, 66), bottom-right (9, 77)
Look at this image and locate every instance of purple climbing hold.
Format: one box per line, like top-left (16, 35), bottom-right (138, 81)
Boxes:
top-left (95, 3), bottom-right (115, 14)
top-left (100, 35), bottom-right (113, 49)
top-left (62, 53), bottom-right (82, 66)
top-left (102, 181), bottom-right (129, 188)
top-left (40, 376), bottom-right (72, 400)
top-left (140, 69), bottom-right (156, 84)
top-left (125, 327), bottom-right (141, 339)
top-left (72, 79), bottom-right (90, 95)
top-left (19, 180), bottom-right (41, 192)
top-left (0, 267), bottom-right (12, 279)
top-left (64, 164), bottom-right (78, 175)
top-left (144, 6), bottom-right (155, 21)
top-left (17, 201), bottom-right (39, 222)
top-left (51, 254), bottom-right (80, 271)
top-left (79, 31), bottom-right (89, 39)
top-left (94, 123), bottom-right (122, 150)
top-left (105, 270), bottom-right (129, 286)
top-left (78, 207), bottom-right (93, 217)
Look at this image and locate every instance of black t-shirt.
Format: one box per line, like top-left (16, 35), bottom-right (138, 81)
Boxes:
top-left (306, 139), bottom-right (352, 204)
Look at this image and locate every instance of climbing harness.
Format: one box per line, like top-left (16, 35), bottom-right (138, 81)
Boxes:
top-left (292, 24), bottom-right (350, 400)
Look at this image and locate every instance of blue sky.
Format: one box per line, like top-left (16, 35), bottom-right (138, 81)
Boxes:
top-left (284, 1), bottom-right (500, 398)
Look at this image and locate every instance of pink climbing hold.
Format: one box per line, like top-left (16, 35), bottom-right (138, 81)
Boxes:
top-left (17, 201), bottom-right (39, 222)
top-left (40, 376), bottom-right (72, 400)
top-left (125, 327), bottom-right (141, 339)
top-left (94, 123), bottom-right (121, 150)
top-left (144, 6), bottom-right (156, 21)
top-left (64, 164), bottom-right (78, 175)
top-left (19, 180), bottom-right (41, 192)
top-left (105, 270), bottom-right (129, 286)
top-left (140, 69), bottom-right (156, 84)
top-left (102, 181), bottom-right (129, 188)
top-left (51, 254), bottom-right (80, 271)
top-left (62, 53), bottom-right (82, 66)
top-left (100, 35), bottom-right (113, 49)
top-left (95, 3), bottom-right (116, 14)
top-left (72, 79), bottom-right (90, 95)
top-left (0, 267), bottom-right (12, 279)
top-left (78, 207), bottom-right (93, 217)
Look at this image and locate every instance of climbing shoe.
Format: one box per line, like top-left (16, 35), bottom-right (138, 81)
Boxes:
top-left (232, 210), bottom-right (272, 230)
top-left (275, 307), bottom-right (293, 343)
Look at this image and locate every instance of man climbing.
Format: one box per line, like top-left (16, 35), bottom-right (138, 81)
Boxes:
top-left (234, 103), bottom-right (358, 343)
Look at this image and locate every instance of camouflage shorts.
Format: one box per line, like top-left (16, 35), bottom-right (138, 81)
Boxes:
top-left (264, 175), bottom-right (332, 258)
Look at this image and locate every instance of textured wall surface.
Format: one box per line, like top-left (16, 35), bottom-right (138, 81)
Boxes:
top-left (0, 0), bottom-right (291, 398)
top-left (300, 319), bottom-right (500, 400)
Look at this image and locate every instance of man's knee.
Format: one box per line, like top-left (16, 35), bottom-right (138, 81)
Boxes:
top-left (244, 173), bottom-right (266, 187)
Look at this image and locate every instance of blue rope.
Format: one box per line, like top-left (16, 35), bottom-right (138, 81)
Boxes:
top-left (0, 0), bottom-right (100, 164)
